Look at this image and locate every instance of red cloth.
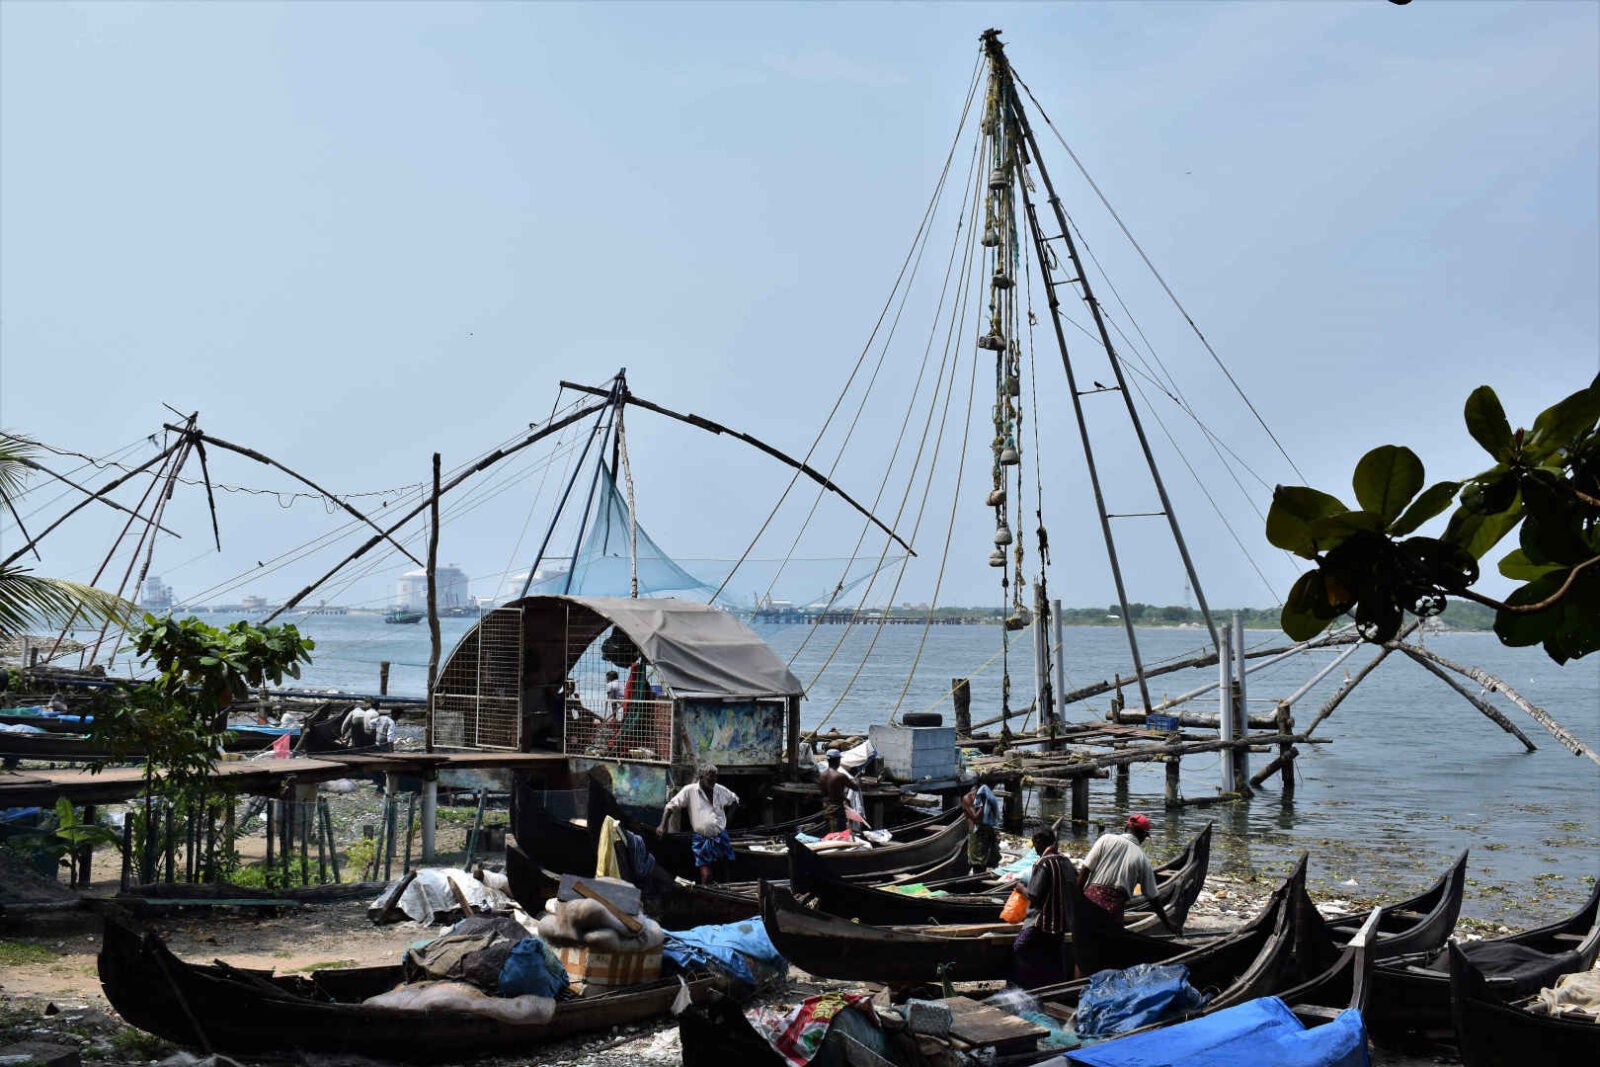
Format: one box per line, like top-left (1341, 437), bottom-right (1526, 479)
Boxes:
top-left (1083, 882), bottom-right (1129, 923)
top-left (270, 733), bottom-right (290, 759)
top-left (821, 830), bottom-right (854, 843)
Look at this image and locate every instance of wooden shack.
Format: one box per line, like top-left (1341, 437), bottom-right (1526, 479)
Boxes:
top-left (430, 595), bottom-right (806, 815)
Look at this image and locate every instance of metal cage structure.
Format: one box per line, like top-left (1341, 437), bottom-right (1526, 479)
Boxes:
top-left (430, 596), bottom-right (807, 784)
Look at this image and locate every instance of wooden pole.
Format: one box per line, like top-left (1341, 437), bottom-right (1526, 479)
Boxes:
top-left (379, 662), bottom-right (390, 696)
top-left (264, 799), bottom-right (275, 880)
top-left (1218, 625), bottom-right (1235, 795)
top-left (1069, 777), bottom-right (1090, 829)
top-left (426, 453), bottom-right (442, 754)
top-left (1303, 621), bottom-right (1420, 737)
top-left (421, 773), bottom-right (438, 862)
top-left (1232, 615), bottom-right (1250, 788)
top-left (952, 678), bottom-right (972, 736)
top-left (1398, 642), bottom-right (1597, 763)
top-left (1397, 647), bottom-right (1536, 751)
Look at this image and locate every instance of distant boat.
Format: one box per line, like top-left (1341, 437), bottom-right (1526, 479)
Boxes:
top-left (383, 610), bottom-right (423, 625)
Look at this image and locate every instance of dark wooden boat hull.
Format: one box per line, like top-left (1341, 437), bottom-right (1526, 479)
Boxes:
top-left (0, 726), bottom-right (292, 761)
top-left (760, 881), bottom-right (1192, 984)
top-left (97, 913), bottom-right (718, 1061)
top-left (1326, 849), bottom-right (1469, 961)
top-left (511, 775), bottom-right (964, 886)
top-left (1449, 940), bottom-right (1600, 1067)
top-left (788, 822), bottom-right (1211, 929)
top-left (1368, 872), bottom-right (1600, 1038)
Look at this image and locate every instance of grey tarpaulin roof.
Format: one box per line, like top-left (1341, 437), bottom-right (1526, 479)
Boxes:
top-left (516, 595), bottom-right (805, 700)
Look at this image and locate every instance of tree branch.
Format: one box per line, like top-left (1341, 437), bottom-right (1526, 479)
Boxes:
top-left (1452, 554), bottom-right (1600, 614)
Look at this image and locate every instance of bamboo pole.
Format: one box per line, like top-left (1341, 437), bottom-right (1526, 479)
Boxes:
top-left (426, 453), bottom-right (441, 754)
top-left (1399, 643), bottom-right (1598, 764)
top-left (1302, 621), bottom-right (1421, 737)
top-left (1398, 647), bottom-right (1537, 752)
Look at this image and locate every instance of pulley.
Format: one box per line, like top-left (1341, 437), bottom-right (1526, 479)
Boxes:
top-left (987, 487), bottom-right (1006, 508)
top-left (988, 548), bottom-right (1007, 567)
top-left (978, 331), bottom-right (1007, 352)
top-left (994, 522), bottom-right (1013, 546)
top-left (988, 167), bottom-right (1008, 191)
top-left (992, 270), bottom-right (1014, 291)
top-left (981, 225), bottom-right (1001, 248)
top-left (999, 437), bottom-right (1020, 465)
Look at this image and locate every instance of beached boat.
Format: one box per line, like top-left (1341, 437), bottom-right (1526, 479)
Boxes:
top-left (1324, 849), bottom-right (1468, 960)
top-left (96, 913), bottom-right (720, 1061)
top-left (1447, 938), bottom-right (1600, 1066)
top-left (1368, 872), bottom-right (1600, 1039)
top-left (786, 822), bottom-right (1212, 928)
top-left (0, 723), bottom-right (297, 761)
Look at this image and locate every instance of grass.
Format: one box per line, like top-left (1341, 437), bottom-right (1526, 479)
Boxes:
top-left (0, 940), bottom-right (56, 966)
top-left (297, 959), bottom-right (358, 972)
top-left (109, 1028), bottom-right (174, 1061)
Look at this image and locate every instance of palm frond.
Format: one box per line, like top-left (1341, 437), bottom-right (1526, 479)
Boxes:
top-left (0, 431), bottom-right (38, 505)
top-left (0, 565), bottom-right (138, 640)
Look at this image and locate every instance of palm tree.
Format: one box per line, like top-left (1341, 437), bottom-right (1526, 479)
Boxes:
top-left (0, 433), bottom-right (135, 641)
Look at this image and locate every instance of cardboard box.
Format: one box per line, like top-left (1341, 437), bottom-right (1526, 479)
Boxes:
top-left (556, 944), bottom-right (662, 987)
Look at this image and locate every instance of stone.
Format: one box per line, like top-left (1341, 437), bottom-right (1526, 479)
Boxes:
top-left (0, 1041), bottom-right (82, 1067)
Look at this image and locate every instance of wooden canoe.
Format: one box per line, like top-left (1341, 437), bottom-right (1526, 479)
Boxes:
top-left (1369, 870), bottom-right (1600, 1039)
top-left (96, 912), bottom-right (720, 1061)
top-left (787, 822), bottom-right (1212, 929)
top-left (1448, 938), bottom-right (1600, 1067)
top-left (1325, 849), bottom-right (1469, 961)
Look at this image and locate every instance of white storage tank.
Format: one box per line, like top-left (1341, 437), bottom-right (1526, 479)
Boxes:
top-left (397, 566), bottom-right (470, 612)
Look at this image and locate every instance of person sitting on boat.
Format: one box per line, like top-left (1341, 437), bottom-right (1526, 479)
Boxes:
top-left (1077, 814), bottom-right (1177, 932)
top-left (656, 762), bottom-right (739, 885)
top-left (961, 782), bottom-right (1003, 872)
top-left (818, 749), bottom-right (854, 834)
top-left (1010, 827), bottom-right (1078, 988)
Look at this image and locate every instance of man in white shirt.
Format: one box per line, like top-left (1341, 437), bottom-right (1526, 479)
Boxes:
top-left (371, 707), bottom-right (397, 751)
top-left (656, 763), bottom-right (739, 884)
top-left (1077, 813), bottom-right (1176, 932)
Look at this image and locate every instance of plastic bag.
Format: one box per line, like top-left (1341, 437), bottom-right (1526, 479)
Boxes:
top-left (1001, 887), bottom-right (1028, 924)
top-left (1074, 962), bottom-right (1208, 1037)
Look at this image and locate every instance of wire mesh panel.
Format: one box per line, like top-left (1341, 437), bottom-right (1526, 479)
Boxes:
top-left (433, 606), bottom-right (523, 750)
top-left (563, 621), bottom-right (672, 763)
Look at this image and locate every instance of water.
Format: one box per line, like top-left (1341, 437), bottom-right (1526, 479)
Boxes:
top-left (282, 613), bottom-right (1598, 926)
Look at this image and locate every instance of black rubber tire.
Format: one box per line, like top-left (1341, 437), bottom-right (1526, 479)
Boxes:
top-left (901, 712), bottom-right (944, 727)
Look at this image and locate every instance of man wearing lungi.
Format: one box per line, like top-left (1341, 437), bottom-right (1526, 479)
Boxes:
top-left (1077, 814), bottom-right (1177, 933)
top-left (657, 763), bottom-right (740, 885)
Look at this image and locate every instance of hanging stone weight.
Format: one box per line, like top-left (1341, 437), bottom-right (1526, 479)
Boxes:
top-left (994, 522), bottom-right (1013, 546)
top-left (989, 548), bottom-right (1007, 567)
top-left (989, 167), bottom-right (1008, 191)
top-left (982, 226), bottom-right (1001, 248)
top-left (999, 437), bottom-right (1020, 465)
top-left (992, 270), bottom-right (1014, 291)
top-left (1005, 375), bottom-right (1021, 397)
top-left (1005, 608), bottom-right (1032, 631)
top-left (987, 487), bottom-right (1006, 508)
top-left (978, 332), bottom-right (1007, 352)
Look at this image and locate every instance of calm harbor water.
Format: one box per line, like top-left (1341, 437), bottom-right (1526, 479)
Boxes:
top-left (278, 613), bottom-right (1598, 926)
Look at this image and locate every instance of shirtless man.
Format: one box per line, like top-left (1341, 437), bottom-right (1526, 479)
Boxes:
top-left (818, 749), bottom-right (853, 834)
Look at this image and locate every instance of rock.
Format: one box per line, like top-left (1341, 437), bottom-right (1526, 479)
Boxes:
top-left (0, 1041), bottom-right (81, 1067)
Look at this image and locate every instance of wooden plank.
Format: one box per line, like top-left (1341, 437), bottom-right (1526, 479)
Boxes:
top-left (942, 996), bottom-right (1047, 1054)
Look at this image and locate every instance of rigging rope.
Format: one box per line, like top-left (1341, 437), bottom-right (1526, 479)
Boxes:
top-left (1010, 69), bottom-right (1308, 484)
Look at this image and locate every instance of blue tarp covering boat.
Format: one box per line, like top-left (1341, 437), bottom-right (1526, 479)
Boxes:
top-left (1064, 996), bottom-right (1369, 1067)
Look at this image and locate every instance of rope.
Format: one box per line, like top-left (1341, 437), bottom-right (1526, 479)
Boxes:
top-left (1011, 69), bottom-right (1308, 484)
top-left (713, 53), bottom-right (986, 604)
top-left (616, 405), bottom-right (639, 598)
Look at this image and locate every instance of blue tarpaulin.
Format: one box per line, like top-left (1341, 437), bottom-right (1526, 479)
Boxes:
top-left (1064, 996), bottom-right (1370, 1067)
top-left (1074, 962), bottom-right (1209, 1037)
top-left (663, 918), bottom-right (783, 987)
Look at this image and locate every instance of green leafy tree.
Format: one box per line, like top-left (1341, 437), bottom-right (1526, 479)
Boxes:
top-left (1267, 378), bottom-right (1599, 662)
top-left (92, 614), bottom-right (314, 882)
top-left (0, 433), bottom-right (135, 639)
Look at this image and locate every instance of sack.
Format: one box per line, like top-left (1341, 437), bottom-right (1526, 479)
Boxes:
top-left (1001, 887), bottom-right (1028, 924)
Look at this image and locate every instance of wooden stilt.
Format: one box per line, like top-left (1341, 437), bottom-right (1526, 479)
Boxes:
top-left (952, 678), bottom-right (972, 736)
top-left (1164, 753), bottom-right (1181, 808)
top-left (1398, 647), bottom-right (1538, 752)
top-left (1069, 777), bottom-right (1090, 828)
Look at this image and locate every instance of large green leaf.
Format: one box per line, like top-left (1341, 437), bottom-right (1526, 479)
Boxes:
top-left (1390, 480), bottom-right (1462, 536)
top-left (1443, 498), bottom-right (1522, 559)
top-left (1526, 379), bottom-right (1600, 461)
top-left (1281, 569), bottom-right (1336, 640)
top-left (1464, 386), bottom-right (1513, 461)
top-left (1352, 445), bottom-right (1425, 522)
top-left (1499, 548), bottom-right (1564, 582)
top-left (1307, 511), bottom-right (1387, 551)
top-left (1266, 486), bottom-right (1349, 559)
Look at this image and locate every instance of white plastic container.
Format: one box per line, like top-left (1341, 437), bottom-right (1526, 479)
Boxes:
top-left (869, 723), bottom-right (958, 782)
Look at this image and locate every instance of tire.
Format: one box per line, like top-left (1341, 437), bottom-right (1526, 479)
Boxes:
top-left (901, 712), bottom-right (944, 727)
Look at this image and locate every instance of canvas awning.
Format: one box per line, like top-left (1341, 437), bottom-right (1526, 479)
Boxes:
top-left (512, 595), bottom-right (805, 700)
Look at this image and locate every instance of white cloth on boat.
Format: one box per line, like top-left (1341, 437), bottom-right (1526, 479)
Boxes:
top-left (661, 782), bottom-right (739, 837)
top-left (1080, 832), bottom-right (1158, 898)
top-left (1536, 968), bottom-right (1600, 1018)
top-left (375, 867), bottom-right (513, 926)
top-left (363, 980), bottom-right (556, 1023)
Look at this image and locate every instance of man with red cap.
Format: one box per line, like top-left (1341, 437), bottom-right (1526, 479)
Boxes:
top-left (1077, 813), bottom-right (1177, 932)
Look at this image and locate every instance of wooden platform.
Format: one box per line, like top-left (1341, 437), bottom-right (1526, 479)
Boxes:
top-left (0, 751), bottom-right (569, 806)
top-left (940, 995), bottom-right (1048, 1055)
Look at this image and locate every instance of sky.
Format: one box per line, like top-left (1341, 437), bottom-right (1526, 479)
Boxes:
top-left (2, 1), bottom-right (1596, 615)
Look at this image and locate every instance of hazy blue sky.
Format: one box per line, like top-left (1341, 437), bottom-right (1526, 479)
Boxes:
top-left (2, 1), bottom-right (1596, 615)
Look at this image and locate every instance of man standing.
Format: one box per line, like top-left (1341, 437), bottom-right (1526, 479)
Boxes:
top-left (1009, 828), bottom-right (1078, 987)
top-left (657, 763), bottom-right (739, 885)
top-left (1077, 814), bottom-right (1177, 932)
top-left (818, 749), bottom-right (854, 834)
top-left (604, 670), bottom-right (625, 716)
top-left (961, 782), bottom-right (1003, 872)
top-left (371, 705), bottom-right (397, 751)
